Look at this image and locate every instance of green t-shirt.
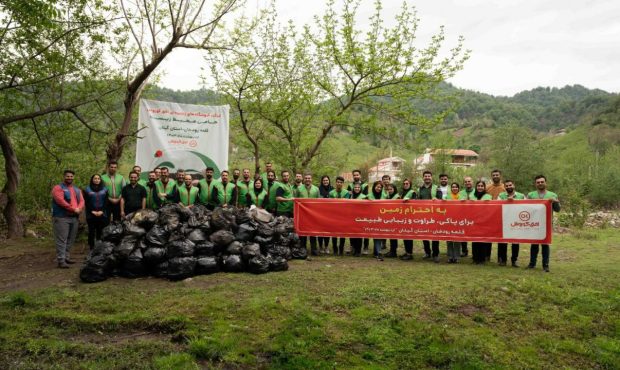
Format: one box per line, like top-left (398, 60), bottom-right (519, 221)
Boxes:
top-left (264, 181), bottom-right (280, 211)
top-left (154, 179), bottom-right (177, 205)
top-left (101, 173), bottom-right (126, 199)
top-left (178, 186), bottom-right (199, 206)
top-left (297, 184), bottom-right (319, 198)
top-left (328, 188), bottom-right (349, 199)
top-left (498, 191), bottom-right (525, 200)
top-left (527, 190), bottom-right (558, 200)
top-left (475, 193), bottom-right (493, 201)
top-left (458, 189), bottom-right (476, 200)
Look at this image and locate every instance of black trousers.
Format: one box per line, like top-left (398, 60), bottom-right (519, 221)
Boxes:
top-left (472, 242), bottom-right (491, 263)
top-left (389, 239), bottom-right (398, 254)
top-left (461, 242), bottom-right (468, 255)
top-left (107, 202), bottom-right (121, 222)
top-left (498, 243), bottom-right (519, 263)
top-left (331, 237), bottom-right (345, 255)
top-left (423, 240), bottom-right (439, 257)
top-left (318, 236), bottom-right (330, 248)
top-left (301, 236), bottom-right (317, 252)
top-left (404, 240), bottom-right (414, 254)
top-left (364, 238), bottom-right (369, 249)
top-left (350, 238), bottom-right (363, 255)
top-left (87, 217), bottom-right (109, 248)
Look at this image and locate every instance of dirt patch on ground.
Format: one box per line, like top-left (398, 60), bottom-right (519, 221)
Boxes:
top-left (453, 304), bottom-right (491, 317)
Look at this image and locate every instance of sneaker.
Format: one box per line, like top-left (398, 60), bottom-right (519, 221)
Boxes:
top-left (385, 252), bottom-right (397, 258)
top-left (543, 266), bottom-right (550, 272)
top-left (399, 254), bottom-right (413, 261)
top-left (511, 261), bottom-right (519, 268)
top-left (423, 254), bottom-right (431, 259)
top-left (433, 256), bottom-right (440, 263)
top-left (64, 258), bottom-right (77, 264)
top-left (375, 255), bottom-right (384, 261)
top-left (311, 250), bottom-right (319, 256)
top-left (57, 261), bottom-right (70, 269)
top-left (362, 248), bottom-right (369, 255)
top-left (526, 264), bottom-right (535, 269)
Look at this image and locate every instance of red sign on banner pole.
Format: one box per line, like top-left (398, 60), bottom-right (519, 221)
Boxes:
top-left (294, 199), bottom-right (552, 244)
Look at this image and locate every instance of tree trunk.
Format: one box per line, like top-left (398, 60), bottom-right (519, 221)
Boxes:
top-left (0, 127), bottom-right (24, 238)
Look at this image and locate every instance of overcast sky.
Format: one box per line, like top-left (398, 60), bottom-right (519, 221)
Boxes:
top-left (158, 0), bottom-right (620, 97)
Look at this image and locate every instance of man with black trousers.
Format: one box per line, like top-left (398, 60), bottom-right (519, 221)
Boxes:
top-left (418, 170), bottom-right (443, 263)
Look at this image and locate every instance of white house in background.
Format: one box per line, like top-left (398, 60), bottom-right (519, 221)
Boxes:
top-left (368, 156), bottom-right (406, 183)
top-left (414, 148), bottom-right (479, 170)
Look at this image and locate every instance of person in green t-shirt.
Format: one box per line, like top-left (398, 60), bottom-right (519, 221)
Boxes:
top-left (297, 174), bottom-right (319, 256)
top-left (264, 170), bottom-right (280, 214)
top-left (175, 169), bottom-right (186, 189)
top-left (497, 179), bottom-right (525, 267)
top-left (419, 171), bottom-right (442, 262)
top-left (471, 181), bottom-right (492, 265)
top-left (328, 176), bottom-right (349, 255)
top-left (385, 183), bottom-right (401, 258)
top-left (275, 170), bottom-right (294, 217)
top-left (368, 181), bottom-right (386, 261)
top-left (197, 167), bottom-right (222, 210)
top-left (133, 165), bottom-right (148, 188)
top-left (101, 161), bottom-right (126, 222)
top-left (235, 168), bottom-right (253, 207)
top-left (154, 167), bottom-right (178, 206)
top-left (347, 169), bottom-right (368, 195)
top-left (218, 170), bottom-right (238, 208)
top-left (144, 170), bottom-right (160, 210)
top-left (291, 173), bottom-right (303, 197)
top-left (457, 176), bottom-right (476, 257)
top-left (526, 175), bottom-right (560, 272)
top-left (178, 174), bottom-right (199, 208)
top-left (346, 182), bottom-right (366, 256)
top-left (399, 178), bottom-right (417, 261)
top-left (260, 162), bottom-right (274, 188)
top-left (246, 178), bottom-right (268, 208)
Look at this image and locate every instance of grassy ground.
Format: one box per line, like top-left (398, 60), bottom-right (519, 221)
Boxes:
top-left (0, 229), bottom-right (619, 369)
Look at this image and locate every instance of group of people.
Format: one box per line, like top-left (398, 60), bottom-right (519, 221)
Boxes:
top-left (51, 162), bottom-right (560, 273)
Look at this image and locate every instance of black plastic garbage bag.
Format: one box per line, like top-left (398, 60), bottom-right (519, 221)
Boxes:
top-left (188, 204), bottom-right (210, 228)
top-left (241, 243), bottom-right (261, 261)
top-left (226, 241), bottom-right (243, 255)
top-left (222, 254), bottom-right (244, 272)
top-left (257, 222), bottom-right (275, 238)
top-left (153, 261), bottom-right (169, 278)
top-left (130, 209), bottom-right (158, 229)
top-left (211, 207), bottom-right (236, 231)
top-left (80, 255), bottom-right (110, 283)
top-left (123, 220), bottom-right (146, 238)
top-left (269, 255), bottom-right (289, 271)
top-left (234, 223), bottom-right (257, 242)
top-left (187, 228), bottom-right (208, 244)
top-left (210, 230), bottom-right (235, 247)
top-left (143, 246), bottom-right (167, 263)
top-left (166, 239), bottom-right (195, 258)
top-left (159, 212), bottom-right (181, 231)
top-left (232, 207), bottom-right (251, 225)
top-left (145, 225), bottom-right (170, 247)
top-left (121, 248), bottom-right (147, 278)
top-left (91, 240), bottom-right (115, 257)
top-left (248, 255), bottom-right (270, 274)
top-left (167, 257), bottom-right (196, 280)
top-left (102, 222), bottom-right (123, 243)
top-left (290, 247), bottom-right (308, 260)
top-left (194, 241), bottom-right (217, 256)
top-left (254, 235), bottom-right (273, 247)
top-left (195, 256), bottom-right (220, 275)
top-left (114, 236), bottom-right (138, 259)
top-left (268, 244), bottom-right (291, 260)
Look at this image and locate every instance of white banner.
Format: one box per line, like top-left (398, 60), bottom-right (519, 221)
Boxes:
top-left (136, 99), bottom-right (229, 177)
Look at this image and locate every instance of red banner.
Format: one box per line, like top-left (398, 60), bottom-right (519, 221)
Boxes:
top-left (294, 199), bottom-right (552, 244)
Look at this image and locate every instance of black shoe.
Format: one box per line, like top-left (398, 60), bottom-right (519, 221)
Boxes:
top-left (311, 250), bottom-right (319, 256)
top-left (65, 258), bottom-right (77, 264)
top-left (57, 261), bottom-right (70, 269)
top-left (543, 266), bottom-right (550, 272)
top-left (385, 252), bottom-right (397, 258)
top-left (399, 254), bottom-right (413, 261)
top-left (460, 252), bottom-right (468, 257)
top-left (526, 264), bottom-right (535, 269)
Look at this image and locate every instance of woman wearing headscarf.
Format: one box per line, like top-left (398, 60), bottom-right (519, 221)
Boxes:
top-left (317, 175), bottom-right (333, 255)
top-left (399, 179), bottom-right (417, 260)
top-left (385, 183), bottom-right (400, 258)
top-left (471, 180), bottom-right (492, 264)
top-left (84, 174), bottom-right (109, 250)
top-left (446, 182), bottom-right (462, 263)
top-left (245, 178), bottom-right (269, 209)
top-left (346, 182), bottom-right (366, 256)
top-left (368, 181), bottom-right (387, 261)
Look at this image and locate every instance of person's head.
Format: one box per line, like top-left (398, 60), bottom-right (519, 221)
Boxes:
top-left (221, 170), bottom-right (229, 183)
top-left (267, 170), bottom-right (276, 183)
top-left (253, 178), bottom-right (263, 190)
top-left (505, 179), bottom-right (515, 193)
top-left (154, 167), bottom-right (161, 179)
top-left (63, 170), bottom-right (75, 184)
top-left (281, 170), bottom-right (290, 183)
top-left (534, 175), bottom-right (547, 191)
top-left (476, 180), bottom-right (486, 193)
top-left (423, 170), bottom-right (432, 185)
top-left (90, 174), bottom-right (101, 188)
top-left (451, 182), bottom-right (460, 194)
top-left (233, 169), bottom-right (240, 181)
top-left (386, 184), bottom-right (395, 195)
top-left (372, 181), bottom-right (383, 194)
top-left (205, 167), bottom-right (214, 180)
top-left (265, 162), bottom-right (273, 171)
top-left (402, 178), bottom-right (412, 191)
top-left (176, 169), bottom-right (185, 182)
top-left (107, 161), bottom-right (118, 175)
top-left (295, 173), bottom-right (303, 184)
top-left (304, 174), bottom-right (312, 185)
top-left (321, 175), bottom-right (330, 187)
top-left (464, 176), bottom-right (473, 190)
top-left (491, 169), bottom-right (502, 184)
top-left (242, 168), bottom-right (251, 180)
top-left (160, 167), bottom-right (169, 180)
top-left (335, 176), bottom-right (345, 190)
top-left (184, 174), bottom-right (193, 187)
top-left (353, 182), bottom-right (362, 194)
top-left (439, 174), bottom-right (449, 186)
top-left (132, 165), bottom-right (142, 175)
top-left (129, 171), bottom-right (139, 184)
top-left (352, 170), bottom-right (362, 182)
top-left (148, 171), bottom-right (157, 183)
top-left (381, 174), bottom-right (391, 186)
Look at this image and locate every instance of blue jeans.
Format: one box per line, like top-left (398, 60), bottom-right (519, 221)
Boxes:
top-left (373, 239), bottom-right (385, 256)
top-left (529, 244), bottom-right (550, 267)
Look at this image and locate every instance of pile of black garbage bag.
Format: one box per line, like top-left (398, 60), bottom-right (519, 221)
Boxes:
top-left (80, 204), bottom-right (307, 283)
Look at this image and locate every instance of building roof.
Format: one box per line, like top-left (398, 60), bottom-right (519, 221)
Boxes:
top-left (377, 156), bottom-right (406, 163)
top-left (430, 149), bottom-right (478, 157)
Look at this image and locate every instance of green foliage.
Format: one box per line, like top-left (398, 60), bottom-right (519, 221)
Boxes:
top-left (153, 353), bottom-right (199, 370)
